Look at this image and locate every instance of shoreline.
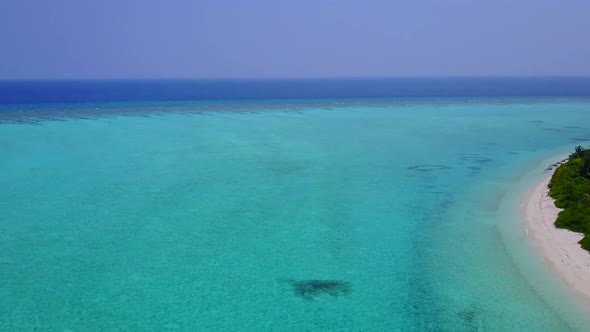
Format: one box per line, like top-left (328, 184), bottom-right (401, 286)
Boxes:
top-left (521, 166), bottom-right (590, 304)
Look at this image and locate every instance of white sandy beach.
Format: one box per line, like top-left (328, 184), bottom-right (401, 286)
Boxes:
top-left (522, 169), bottom-right (590, 302)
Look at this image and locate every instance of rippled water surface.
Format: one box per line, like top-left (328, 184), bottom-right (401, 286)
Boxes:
top-left (2, 99), bottom-right (590, 330)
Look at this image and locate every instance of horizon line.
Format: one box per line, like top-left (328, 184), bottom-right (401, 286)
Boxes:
top-left (2, 75), bottom-right (590, 82)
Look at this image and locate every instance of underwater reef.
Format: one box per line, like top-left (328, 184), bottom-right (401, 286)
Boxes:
top-left (281, 279), bottom-right (352, 300)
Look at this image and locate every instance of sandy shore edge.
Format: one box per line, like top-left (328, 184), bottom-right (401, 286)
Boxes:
top-left (521, 167), bottom-right (590, 302)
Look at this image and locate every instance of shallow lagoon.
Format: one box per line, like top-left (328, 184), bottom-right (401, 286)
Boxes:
top-left (1, 99), bottom-right (590, 330)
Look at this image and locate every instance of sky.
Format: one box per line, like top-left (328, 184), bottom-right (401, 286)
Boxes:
top-left (0, 0), bottom-right (589, 79)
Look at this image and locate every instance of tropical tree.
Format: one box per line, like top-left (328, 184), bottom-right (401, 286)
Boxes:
top-left (581, 157), bottom-right (590, 179)
top-left (572, 146), bottom-right (585, 159)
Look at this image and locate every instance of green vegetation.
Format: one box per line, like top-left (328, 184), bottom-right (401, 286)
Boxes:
top-left (548, 146), bottom-right (590, 251)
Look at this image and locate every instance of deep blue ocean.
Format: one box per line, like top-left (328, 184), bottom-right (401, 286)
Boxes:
top-left (1, 77), bottom-right (590, 105)
top-left (2, 78), bottom-right (590, 330)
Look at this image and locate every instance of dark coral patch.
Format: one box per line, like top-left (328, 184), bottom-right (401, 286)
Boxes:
top-left (407, 165), bottom-right (452, 172)
top-left (457, 307), bottom-right (480, 330)
top-left (286, 279), bottom-right (352, 300)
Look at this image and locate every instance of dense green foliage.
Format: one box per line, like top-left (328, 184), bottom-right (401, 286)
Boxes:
top-left (548, 146), bottom-right (590, 251)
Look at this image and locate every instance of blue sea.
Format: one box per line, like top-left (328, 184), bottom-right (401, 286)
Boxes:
top-left (2, 78), bottom-right (590, 330)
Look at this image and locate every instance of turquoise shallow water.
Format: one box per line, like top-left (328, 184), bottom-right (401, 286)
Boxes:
top-left (2, 99), bottom-right (590, 330)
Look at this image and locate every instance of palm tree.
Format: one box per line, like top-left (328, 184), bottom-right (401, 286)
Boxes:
top-left (572, 146), bottom-right (585, 159)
